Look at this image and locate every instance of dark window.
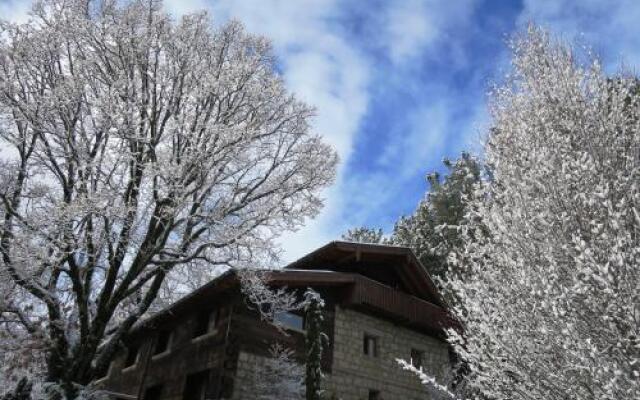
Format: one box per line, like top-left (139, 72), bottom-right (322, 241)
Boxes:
top-left (95, 361), bottom-right (111, 380)
top-left (411, 348), bottom-right (424, 369)
top-left (193, 309), bottom-right (217, 338)
top-left (144, 385), bottom-right (163, 400)
top-left (183, 370), bottom-right (209, 400)
top-left (123, 345), bottom-right (139, 368)
top-left (363, 334), bottom-right (378, 357)
top-left (368, 389), bottom-right (381, 400)
top-left (274, 311), bottom-right (304, 331)
top-left (154, 330), bottom-right (172, 355)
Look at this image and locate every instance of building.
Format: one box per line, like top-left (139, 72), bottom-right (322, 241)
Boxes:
top-left (97, 241), bottom-right (459, 400)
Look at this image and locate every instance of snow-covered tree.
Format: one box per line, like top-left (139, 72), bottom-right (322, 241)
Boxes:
top-left (340, 227), bottom-right (384, 244)
top-left (251, 343), bottom-right (304, 400)
top-left (340, 153), bottom-right (482, 289)
top-left (304, 289), bottom-right (326, 400)
top-left (443, 26), bottom-right (640, 400)
top-left (0, 0), bottom-right (336, 396)
top-left (391, 153), bottom-right (482, 283)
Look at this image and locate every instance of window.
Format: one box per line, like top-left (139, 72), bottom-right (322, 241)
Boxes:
top-left (410, 348), bottom-right (425, 369)
top-left (183, 370), bottom-right (209, 400)
top-left (363, 334), bottom-right (378, 357)
top-left (95, 361), bottom-right (111, 380)
top-left (123, 344), bottom-right (139, 369)
top-left (144, 384), bottom-right (163, 400)
top-left (193, 309), bottom-right (218, 338)
top-left (153, 330), bottom-right (172, 356)
top-left (368, 389), bottom-right (381, 400)
top-left (274, 311), bottom-right (305, 331)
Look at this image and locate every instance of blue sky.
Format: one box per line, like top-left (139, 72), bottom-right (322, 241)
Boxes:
top-left (3, 0), bottom-right (640, 261)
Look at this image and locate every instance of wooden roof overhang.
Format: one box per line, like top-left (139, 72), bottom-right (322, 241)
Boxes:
top-left (266, 270), bottom-right (459, 337)
top-left (284, 241), bottom-right (446, 308)
top-left (127, 242), bottom-right (461, 340)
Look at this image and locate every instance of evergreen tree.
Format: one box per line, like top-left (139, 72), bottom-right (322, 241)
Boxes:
top-left (340, 227), bottom-right (385, 244)
top-left (340, 153), bottom-right (483, 288)
top-left (304, 289), bottom-right (326, 400)
top-left (391, 152), bottom-right (482, 283)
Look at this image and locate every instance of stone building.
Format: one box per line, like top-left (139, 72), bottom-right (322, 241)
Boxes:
top-left (97, 241), bottom-right (458, 400)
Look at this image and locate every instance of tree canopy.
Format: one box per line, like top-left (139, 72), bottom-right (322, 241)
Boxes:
top-left (0, 0), bottom-right (336, 395)
top-left (445, 27), bottom-right (640, 400)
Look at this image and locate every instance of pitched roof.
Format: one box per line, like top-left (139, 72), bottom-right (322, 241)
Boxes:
top-left (285, 240), bottom-right (446, 308)
top-left (129, 241), bottom-right (456, 337)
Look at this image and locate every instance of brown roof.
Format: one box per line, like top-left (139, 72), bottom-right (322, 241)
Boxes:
top-left (285, 241), bottom-right (446, 308)
top-left (130, 242), bottom-right (458, 337)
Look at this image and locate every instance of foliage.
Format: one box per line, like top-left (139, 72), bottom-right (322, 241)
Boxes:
top-left (444, 26), bottom-right (640, 400)
top-left (341, 153), bottom-right (482, 288)
top-left (0, 0), bottom-right (336, 395)
top-left (304, 289), bottom-right (327, 400)
top-left (391, 152), bottom-right (482, 283)
top-left (1, 378), bottom-right (32, 400)
top-left (340, 227), bottom-right (384, 244)
top-left (251, 343), bottom-right (304, 400)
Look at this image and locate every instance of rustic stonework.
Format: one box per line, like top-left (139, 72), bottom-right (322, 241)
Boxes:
top-left (322, 306), bottom-right (450, 400)
top-left (233, 306), bottom-right (451, 400)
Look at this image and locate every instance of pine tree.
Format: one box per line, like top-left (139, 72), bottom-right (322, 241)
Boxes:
top-left (340, 227), bottom-right (385, 244)
top-left (391, 153), bottom-right (482, 283)
top-left (304, 289), bottom-right (326, 400)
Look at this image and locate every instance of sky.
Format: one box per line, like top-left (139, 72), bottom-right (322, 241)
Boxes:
top-left (3, 0), bottom-right (640, 262)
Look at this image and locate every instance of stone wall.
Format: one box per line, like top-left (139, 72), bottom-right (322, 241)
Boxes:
top-left (323, 306), bottom-right (450, 400)
top-left (233, 306), bottom-right (451, 400)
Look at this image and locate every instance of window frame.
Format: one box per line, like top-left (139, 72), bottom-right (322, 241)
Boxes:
top-left (192, 308), bottom-right (219, 340)
top-left (152, 329), bottom-right (173, 358)
top-left (94, 360), bottom-right (112, 382)
top-left (183, 370), bottom-right (210, 400)
top-left (122, 344), bottom-right (140, 371)
top-left (363, 333), bottom-right (379, 357)
top-left (410, 348), bottom-right (425, 369)
top-left (273, 311), bottom-right (306, 332)
top-left (143, 384), bottom-right (164, 400)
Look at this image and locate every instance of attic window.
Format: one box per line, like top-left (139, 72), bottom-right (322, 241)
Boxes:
top-left (193, 309), bottom-right (218, 338)
top-left (153, 330), bottom-right (172, 355)
top-left (123, 344), bottom-right (139, 369)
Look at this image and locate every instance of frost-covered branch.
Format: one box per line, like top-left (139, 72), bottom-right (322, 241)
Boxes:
top-left (0, 0), bottom-right (336, 394)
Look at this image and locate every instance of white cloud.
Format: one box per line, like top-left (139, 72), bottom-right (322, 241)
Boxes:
top-left (382, 0), bottom-right (477, 65)
top-left (386, 0), bottom-right (438, 64)
top-left (1, 0), bottom-right (478, 263)
top-left (186, 0), bottom-right (371, 262)
top-left (163, 0), bottom-right (481, 261)
top-left (0, 0), bottom-right (32, 23)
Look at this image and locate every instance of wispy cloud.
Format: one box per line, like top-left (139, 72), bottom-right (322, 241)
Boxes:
top-left (518, 0), bottom-right (640, 69)
top-left (14, 0), bottom-right (637, 264)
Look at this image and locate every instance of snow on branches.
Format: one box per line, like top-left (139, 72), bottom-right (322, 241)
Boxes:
top-left (0, 0), bottom-right (336, 394)
top-left (443, 26), bottom-right (640, 400)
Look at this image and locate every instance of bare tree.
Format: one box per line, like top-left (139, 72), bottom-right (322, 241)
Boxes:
top-left (0, 0), bottom-right (336, 396)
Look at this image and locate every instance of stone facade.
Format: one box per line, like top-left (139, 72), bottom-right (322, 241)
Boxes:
top-left (324, 306), bottom-right (450, 400)
top-left (234, 306), bottom-right (451, 400)
top-left (98, 242), bottom-right (458, 400)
